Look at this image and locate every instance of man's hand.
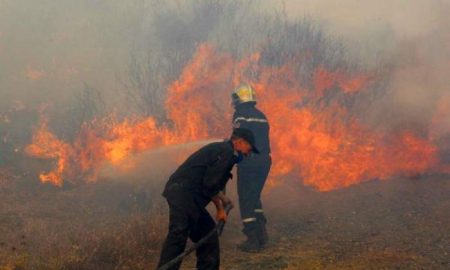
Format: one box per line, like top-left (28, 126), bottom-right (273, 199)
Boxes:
top-left (212, 191), bottom-right (233, 222)
top-left (216, 207), bottom-right (227, 222)
top-left (221, 196), bottom-right (234, 210)
top-left (217, 192), bottom-right (234, 210)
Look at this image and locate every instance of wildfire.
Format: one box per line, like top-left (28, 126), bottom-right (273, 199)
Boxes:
top-left (25, 118), bottom-right (71, 186)
top-left (25, 44), bottom-right (446, 190)
top-left (26, 116), bottom-right (174, 185)
top-left (313, 66), bottom-right (369, 97)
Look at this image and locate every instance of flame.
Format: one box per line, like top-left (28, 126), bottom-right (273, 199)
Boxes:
top-left (25, 44), bottom-right (446, 190)
top-left (253, 71), bottom-right (437, 190)
top-left (313, 66), bottom-right (370, 97)
top-left (25, 118), bottom-right (71, 186)
top-left (25, 115), bottom-right (178, 185)
top-left (26, 66), bottom-right (45, 81)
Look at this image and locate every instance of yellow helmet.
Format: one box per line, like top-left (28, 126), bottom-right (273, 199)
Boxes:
top-left (232, 84), bottom-right (256, 106)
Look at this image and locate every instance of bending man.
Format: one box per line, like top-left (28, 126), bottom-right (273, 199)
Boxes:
top-left (157, 128), bottom-right (259, 270)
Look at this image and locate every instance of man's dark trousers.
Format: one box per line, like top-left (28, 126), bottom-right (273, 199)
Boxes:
top-left (237, 154), bottom-right (272, 242)
top-left (157, 188), bottom-right (219, 270)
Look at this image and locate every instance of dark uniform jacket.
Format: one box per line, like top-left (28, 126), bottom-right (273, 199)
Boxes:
top-left (233, 102), bottom-right (271, 154)
top-left (163, 141), bottom-right (236, 207)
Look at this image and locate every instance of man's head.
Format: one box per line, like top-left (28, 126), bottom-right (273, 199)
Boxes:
top-left (231, 84), bottom-right (257, 108)
top-left (230, 128), bottom-right (260, 156)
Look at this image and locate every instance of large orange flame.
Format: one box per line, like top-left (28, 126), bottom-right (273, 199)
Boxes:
top-left (25, 44), bottom-right (446, 190)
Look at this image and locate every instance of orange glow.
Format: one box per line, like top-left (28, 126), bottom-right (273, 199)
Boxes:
top-left (313, 66), bottom-right (370, 97)
top-left (25, 118), bottom-right (71, 186)
top-left (26, 66), bottom-right (45, 81)
top-left (25, 44), bottom-right (446, 190)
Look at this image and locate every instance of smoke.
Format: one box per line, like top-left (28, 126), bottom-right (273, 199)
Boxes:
top-left (273, 0), bottom-right (450, 136)
top-left (1, 0), bottom-right (447, 115)
top-left (0, 0), bottom-right (138, 111)
top-left (98, 139), bottom-right (219, 184)
top-left (388, 3), bottom-right (450, 138)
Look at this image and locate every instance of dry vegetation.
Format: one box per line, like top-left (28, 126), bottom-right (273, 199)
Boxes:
top-left (0, 169), bottom-right (167, 269)
top-left (1, 168), bottom-right (449, 269)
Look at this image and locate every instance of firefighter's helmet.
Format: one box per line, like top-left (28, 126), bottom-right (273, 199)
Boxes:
top-left (231, 84), bottom-right (256, 107)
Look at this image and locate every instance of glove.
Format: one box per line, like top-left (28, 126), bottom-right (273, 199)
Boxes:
top-left (216, 208), bottom-right (227, 222)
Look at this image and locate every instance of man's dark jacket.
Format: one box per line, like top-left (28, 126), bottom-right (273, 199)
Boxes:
top-left (163, 141), bottom-right (236, 207)
top-left (233, 102), bottom-right (270, 154)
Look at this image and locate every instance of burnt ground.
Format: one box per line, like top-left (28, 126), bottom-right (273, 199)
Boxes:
top-left (0, 169), bottom-right (449, 270)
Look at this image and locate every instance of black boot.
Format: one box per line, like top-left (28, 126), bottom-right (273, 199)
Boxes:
top-left (255, 213), bottom-right (269, 246)
top-left (238, 221), bottom-right (262, 252)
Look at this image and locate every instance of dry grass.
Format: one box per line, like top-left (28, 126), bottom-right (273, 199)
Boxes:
top-left (0, 172), bottom-right (167, 270)
top-left (0, 170), bottom-right (449, 269)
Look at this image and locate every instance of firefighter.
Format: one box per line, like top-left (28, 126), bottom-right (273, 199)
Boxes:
top-left (156, 128), bottom-right (259, 270)
top-left (232, 84), bottom-right (272, 252)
